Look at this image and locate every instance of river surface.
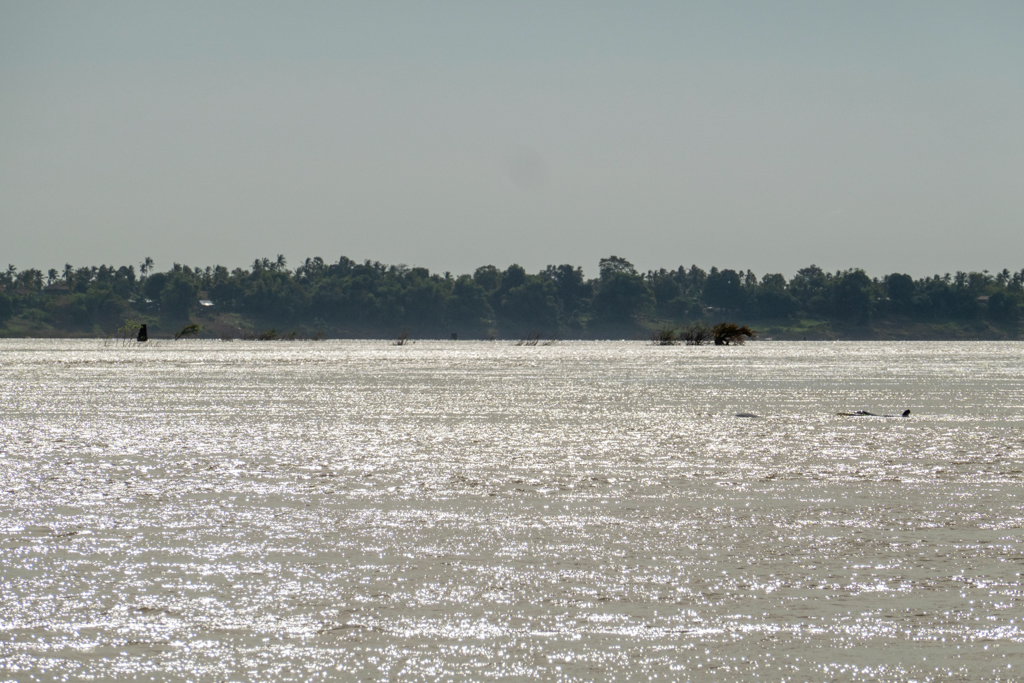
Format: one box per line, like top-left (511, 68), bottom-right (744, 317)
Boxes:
top-left (1, 339), bottom-right (1022, 681)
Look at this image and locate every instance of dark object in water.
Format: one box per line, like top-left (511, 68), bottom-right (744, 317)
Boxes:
top-left (735, 412), bottom-right (760, 418)
top-left (137, 324), bottom-right (148, 342)
top-left (837, 409), bottom-right (911, 417)
top-left (175, 323), bottom-right (200, 340)
top-left (712, 323), bottom-right (756, 346)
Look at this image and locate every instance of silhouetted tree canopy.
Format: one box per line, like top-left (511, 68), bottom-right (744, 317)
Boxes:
top-left (0, 255), bottom-right (1021, 339)
top-left (703, 267), bottom-right (744, 311)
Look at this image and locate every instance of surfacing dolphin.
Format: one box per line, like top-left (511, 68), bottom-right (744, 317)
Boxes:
top-left (837, 409), bottom-right (911, 417)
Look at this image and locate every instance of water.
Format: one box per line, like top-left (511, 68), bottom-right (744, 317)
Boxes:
top-left (1, 339), bottom-right (1022, 681)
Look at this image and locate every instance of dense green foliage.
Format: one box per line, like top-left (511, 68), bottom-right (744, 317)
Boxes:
top-left (1, 256), bottom-right (1021, 339)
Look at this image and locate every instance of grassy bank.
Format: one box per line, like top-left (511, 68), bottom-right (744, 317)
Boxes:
top-left (3, 310), bottom-right (1021, 342)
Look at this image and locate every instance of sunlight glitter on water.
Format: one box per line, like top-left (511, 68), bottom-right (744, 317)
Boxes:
top-left (1, 340), bottom-right (1023, 681)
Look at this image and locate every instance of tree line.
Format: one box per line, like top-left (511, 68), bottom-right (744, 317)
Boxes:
top-left (1, 255), bottom-right (1021, 338)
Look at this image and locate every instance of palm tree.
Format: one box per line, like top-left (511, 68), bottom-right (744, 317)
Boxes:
top-left (63, 264), bottom-right (73, 287)
top-left (47, 269), bottom-right (58, 286)
top-left (141, 256), bottom-right (154, 277)
top-left (23, 269), bottom-right (43, 290)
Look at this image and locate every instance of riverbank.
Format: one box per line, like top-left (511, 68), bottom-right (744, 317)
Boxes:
top-left (1, 310), bottom-right (1021, 341)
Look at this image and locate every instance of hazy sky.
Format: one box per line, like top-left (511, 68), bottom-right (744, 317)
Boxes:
top-left (2, 1), bottom-right (1022, 278)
